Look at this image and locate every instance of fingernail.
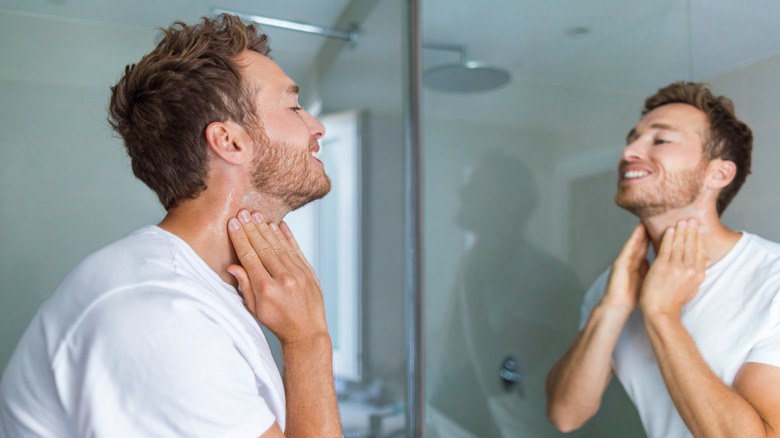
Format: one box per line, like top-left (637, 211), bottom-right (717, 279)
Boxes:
top-left (270, 223), bottom-right (278, 231)
top-left (678, 221), bottom-right (687, 229)
top-left (238, 210), bottom-right (251, 222)
top-left (699, 225), bottom-right (708, 234)
top-left (228, 218), bottom-right (240, 230)
top-left (252, 212), bottom-right (263, 223)
top-left (688, 219), bottom-right (698, 228)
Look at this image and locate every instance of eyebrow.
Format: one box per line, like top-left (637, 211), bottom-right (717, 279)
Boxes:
top-left (625, 123), bottom-right (680, 143)
top-left (286, 85), bottom-right (300, 95)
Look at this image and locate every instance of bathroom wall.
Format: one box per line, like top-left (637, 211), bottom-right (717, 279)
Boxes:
top-left (710, 53), bottom-right (780, 241)
top-left (0, 12), bottom-right (163, 370)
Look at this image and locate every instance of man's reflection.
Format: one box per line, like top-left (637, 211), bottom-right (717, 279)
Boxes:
top-left (429, 151), bottom-right (586, 437)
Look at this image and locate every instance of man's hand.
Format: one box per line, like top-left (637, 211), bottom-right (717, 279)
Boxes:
top-left (639, 219), bottom-right (707, 317)
top-left (601, 223), bottom-right (650, 311)
top-left (546, 224), bottom-right (649, 432)
top-left (226, 209), bottom-right (328, 345)
top-left (226, 210), bottom-right (341, 437)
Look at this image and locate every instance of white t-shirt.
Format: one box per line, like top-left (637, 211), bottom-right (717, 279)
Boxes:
top-left (580, 232), bottom-right (780, 438)
top-left (0, 226), bottom-right (285, 438)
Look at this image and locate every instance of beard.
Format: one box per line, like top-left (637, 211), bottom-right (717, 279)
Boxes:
top-left (249, 127), bottom-right (331, 212)
top-left (615, 160), bottom-right (706, 218)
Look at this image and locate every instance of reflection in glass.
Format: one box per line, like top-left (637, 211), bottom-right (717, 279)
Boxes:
top-left (428, 151), bottom-right (582, 437)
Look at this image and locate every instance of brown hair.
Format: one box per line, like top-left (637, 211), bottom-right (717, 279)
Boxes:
top-left (642, 81), bottom-right (753, 216)
top-left (108, 14), bottom-right (270, 210)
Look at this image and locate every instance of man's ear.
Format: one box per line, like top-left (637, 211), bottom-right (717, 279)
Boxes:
top-left (707, 159), bottom-right (737, 189)
top-left (204, 121), bottom-right (252, 165)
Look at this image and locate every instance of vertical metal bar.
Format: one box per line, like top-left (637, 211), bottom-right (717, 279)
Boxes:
top-left (404, 0), bottom-right (424, 436)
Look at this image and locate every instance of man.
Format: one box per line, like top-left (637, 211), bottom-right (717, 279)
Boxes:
top-left (0, 15), bottom-right (341, 437)
top-left (546, 82), bottom-right (780, 438)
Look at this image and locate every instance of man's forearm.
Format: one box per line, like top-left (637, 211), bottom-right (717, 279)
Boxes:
top-left (281, 334), bottom-right (342, 438)
top-left (644, 313), bottom-right (769, 438)
top-left (546, 302), bottom-right (632, 432)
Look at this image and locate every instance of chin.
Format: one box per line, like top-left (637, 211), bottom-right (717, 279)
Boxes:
top-left (287, 176), bottom-right (332, 212)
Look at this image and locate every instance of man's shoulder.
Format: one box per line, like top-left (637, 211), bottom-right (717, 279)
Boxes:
top-left (77, 225), bottom-right (178, 271)
top-left (742, 232), bottom-right (780, 256)
top-left (41, 227), bottom-right (252, 370)
top-left (42, 226), bottom-right (229, 339)
top-left (728, 232), bottom-right (780, 275)
top-left (64, 225), bottom-right (208, 294)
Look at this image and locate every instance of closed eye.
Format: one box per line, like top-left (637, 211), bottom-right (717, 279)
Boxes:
top-left (291, 106), bottom-right (302, 113)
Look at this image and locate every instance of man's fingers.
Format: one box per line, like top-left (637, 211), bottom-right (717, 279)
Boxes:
top-left (683, 219), bottom-right (698, 266)
top-left (227, 217), bottom-right (273, 282)
top-left (278, 222), bottom-right (317, 275)
top-left (237, 212), bottom-right (274, 257)
top-left (269, 221), bottom-right (296, 256)
top-left (657, 225), bottom-right (676, 261)
top-left (696, 224), bottom-right (708, 271)
top-left (279, 221), bottom-right (301, 251)
top-left (237, 210), bottom-right (295, 275)
top-left (617, 223), bottom-right (650, 266)
top-left (640, 258), bottom-right (650, 277)
top-left (228, 264), bottom-right (256, 312)
top-left (671, 219), bottom-right (689, 264)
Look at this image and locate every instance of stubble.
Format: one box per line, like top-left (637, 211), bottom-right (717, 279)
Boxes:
top-left (615, 160), bottom-right (706, 218)
top-left (250, 125), bottom-right (331, 211)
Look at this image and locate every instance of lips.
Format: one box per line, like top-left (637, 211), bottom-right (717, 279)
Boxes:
top-left (309, 138), bottom-right (321, 161)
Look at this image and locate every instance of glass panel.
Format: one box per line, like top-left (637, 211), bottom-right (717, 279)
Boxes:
top-left (423, 1), bottom-right (780, 437)
top-left (317, 0), bottom-right (409, 436)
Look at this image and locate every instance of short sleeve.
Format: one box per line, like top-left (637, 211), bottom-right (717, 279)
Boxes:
top-left (745, 294), bottom-right (780, 368)
top-left (52, 287), bottom-right (279, 438)
top-left (579, 269), bottom-right (610, 330)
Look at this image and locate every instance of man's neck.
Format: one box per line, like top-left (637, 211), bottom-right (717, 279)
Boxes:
top-left (640, 203), bottom-right (741, 267)
top-left (158, 189), bottom-right (288, 287)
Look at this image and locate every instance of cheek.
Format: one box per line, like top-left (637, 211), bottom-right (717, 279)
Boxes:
top-left (261, 114), bottom-right (309, 142)
top-left (651, 148), bottom-right (697, 170)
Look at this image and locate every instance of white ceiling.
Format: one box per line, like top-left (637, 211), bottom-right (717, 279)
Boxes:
top-left (419, 0), bottom-right (780, 128)
top-left (423, 0), bottom-right (780, 86)
top-left (3, 0), bottom-right (780, 126)
top-left (0, 0), bottom-right (352, 84)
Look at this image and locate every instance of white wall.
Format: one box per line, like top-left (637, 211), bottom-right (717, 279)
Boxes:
top-left (0, 12), bottom-right (164, 371)
top-left (710, 53), bottom-right (780, 240)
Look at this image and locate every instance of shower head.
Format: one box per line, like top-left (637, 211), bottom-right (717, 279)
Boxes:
top-left (424, 62), bottom-right (511, 93)
top-left (423, 44), bottom-right (511, 93)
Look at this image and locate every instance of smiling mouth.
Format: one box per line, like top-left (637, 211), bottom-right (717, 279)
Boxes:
top-left (623, 170), bottom-right (649, 180)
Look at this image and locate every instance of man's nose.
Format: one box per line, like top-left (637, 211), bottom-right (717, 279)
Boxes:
top-left (621, 137), bottom-right (646, 162)
top-left (303, 110), bottom-right (325, 139)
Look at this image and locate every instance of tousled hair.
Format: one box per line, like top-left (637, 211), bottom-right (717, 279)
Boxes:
top-left (643, 81), bottom-right (753, 215)
top-left (108, 14), bottom-right (270, 210)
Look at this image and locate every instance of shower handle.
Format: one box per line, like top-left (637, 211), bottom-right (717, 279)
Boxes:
top-left (499, 355), bottom-right (525, 397)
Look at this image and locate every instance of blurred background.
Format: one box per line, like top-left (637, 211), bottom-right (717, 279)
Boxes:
top-left (2, 1), bottom-right (780, 436)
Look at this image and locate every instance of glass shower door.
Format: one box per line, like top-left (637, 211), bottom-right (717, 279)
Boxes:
top-left (422, 1), bottom-right (780, 437)
top-left (422, 1), bottom-right (692, 437)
